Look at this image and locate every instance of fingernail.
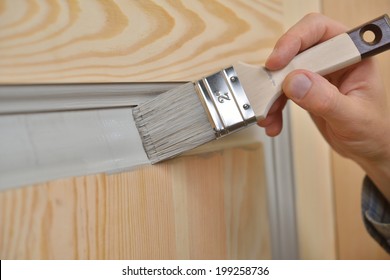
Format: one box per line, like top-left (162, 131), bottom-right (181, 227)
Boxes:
top-left (288, 74), bottom-right (312, 100)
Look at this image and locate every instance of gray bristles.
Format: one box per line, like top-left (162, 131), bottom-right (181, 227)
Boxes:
top-left (132, 82), bottom-right (216, 163)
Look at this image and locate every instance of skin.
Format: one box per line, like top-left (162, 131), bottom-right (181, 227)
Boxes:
top-left (258, 13), bottom-right (390, 201)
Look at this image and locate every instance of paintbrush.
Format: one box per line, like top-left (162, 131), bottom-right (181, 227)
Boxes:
top-left (133, 15), bottom-right (390, 164)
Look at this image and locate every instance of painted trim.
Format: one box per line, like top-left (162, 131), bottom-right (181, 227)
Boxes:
top-left (0, 83), bottom-right (182, 114)
top-left (0, 108), bottom-right (149, 190)
top-left (264, 105), bottom-right (299, 259)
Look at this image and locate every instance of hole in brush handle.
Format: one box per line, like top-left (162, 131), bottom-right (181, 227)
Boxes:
top-left (347, 14), bottom-right (390, 59)
top-left (360, 24), bottom-right (382, 45)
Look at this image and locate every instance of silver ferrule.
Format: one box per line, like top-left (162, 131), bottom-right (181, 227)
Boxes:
top-left (194, 66), bottom-right (256, 138)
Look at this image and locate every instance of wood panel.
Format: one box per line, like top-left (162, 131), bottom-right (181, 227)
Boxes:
top-left (0, 0), bottom-right (284, 83)
top-left (323, 0), bottom-right (390, 259)
top-left (0, 144), bottom-right (270, 259)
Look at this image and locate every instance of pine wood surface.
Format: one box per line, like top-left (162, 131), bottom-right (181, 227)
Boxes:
top-left (323, 0), bottom-right (390, 259)
top-left (0, 0), bottom-right (283, 83)
top-left (0, 144), bottom-right (270, 259)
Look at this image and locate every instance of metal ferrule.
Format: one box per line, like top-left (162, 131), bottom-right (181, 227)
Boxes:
top-left (194, 66), bottom-right (256, 138)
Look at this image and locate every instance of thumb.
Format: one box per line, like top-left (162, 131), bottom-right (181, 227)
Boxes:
top-left (283, 70), bottom-right (350, 121)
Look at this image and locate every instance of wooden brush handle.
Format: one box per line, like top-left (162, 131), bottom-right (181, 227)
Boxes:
top-left (234, 14), bottom-right (390, 120)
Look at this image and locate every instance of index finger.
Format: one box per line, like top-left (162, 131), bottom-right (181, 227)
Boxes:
top-left (266, 13), bottom-right (348, 70)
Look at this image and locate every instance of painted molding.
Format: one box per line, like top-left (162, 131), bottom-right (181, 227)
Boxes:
top-left (0, 83), bottom-right (181, 114)
top-left (0, 107), bottom-right (149, 190)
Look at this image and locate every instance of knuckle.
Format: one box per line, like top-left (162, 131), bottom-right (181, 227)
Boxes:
top-left (305, 12), bottom-right (321, 19)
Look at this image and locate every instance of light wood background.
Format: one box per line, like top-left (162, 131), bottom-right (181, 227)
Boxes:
top-left (0, 0), bottom-right (294, 259)
top-left (323, 0), bottom-right (390, 260)
top-left (0, 0), bottom-right (283, 83)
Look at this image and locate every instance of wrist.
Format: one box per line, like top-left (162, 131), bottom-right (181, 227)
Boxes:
top-left (361, 164), bottom-right (390, 203)
top-left (357, 145), bottom-right (390, 203)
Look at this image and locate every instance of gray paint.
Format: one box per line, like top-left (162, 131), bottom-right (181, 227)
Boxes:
top-left (0, 83), bottom-right (181, 114)
top-left (0, 108), bottom-right (149, 190)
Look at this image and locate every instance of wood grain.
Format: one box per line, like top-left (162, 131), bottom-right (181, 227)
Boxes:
top-left (323, 0), bottom-right (390, 259)
top-left (0, 0), bottom-right (284, 83)
top-left (0, 144), bottom-right (270, 259)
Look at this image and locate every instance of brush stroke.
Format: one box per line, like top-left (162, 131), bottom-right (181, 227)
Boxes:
top-left (0, 107), bottom-right (150, 190)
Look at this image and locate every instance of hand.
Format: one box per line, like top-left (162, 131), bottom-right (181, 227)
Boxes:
top-left (258, 13), bottom-right (390, 200)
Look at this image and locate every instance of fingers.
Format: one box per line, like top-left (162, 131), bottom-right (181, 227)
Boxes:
top-left (260, 13), bottom-right (350, 136)
top-left (282, 70), bottom-right (352, 122)
top-left (257, 95), bottom-right (287, 136)
top-left (263, 112), bottom-right (283, 137)
top-left (266, 13), bottom-right (347, 70)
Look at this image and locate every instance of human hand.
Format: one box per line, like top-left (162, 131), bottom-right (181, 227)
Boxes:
top-left (258, 13), bottom-right (390, 199)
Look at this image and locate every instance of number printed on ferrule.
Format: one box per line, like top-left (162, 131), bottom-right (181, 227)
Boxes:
top-left (203, 72), bottom-right (244, 132)
top-left (216, 91), bottom-right (231, 103)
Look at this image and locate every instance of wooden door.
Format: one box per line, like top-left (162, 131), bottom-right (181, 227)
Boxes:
top-left (0, 0), bottom-right (317, 259)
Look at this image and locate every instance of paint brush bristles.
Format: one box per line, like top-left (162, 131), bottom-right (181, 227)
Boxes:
top-left (132, 83), bottom-right (216, 163)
